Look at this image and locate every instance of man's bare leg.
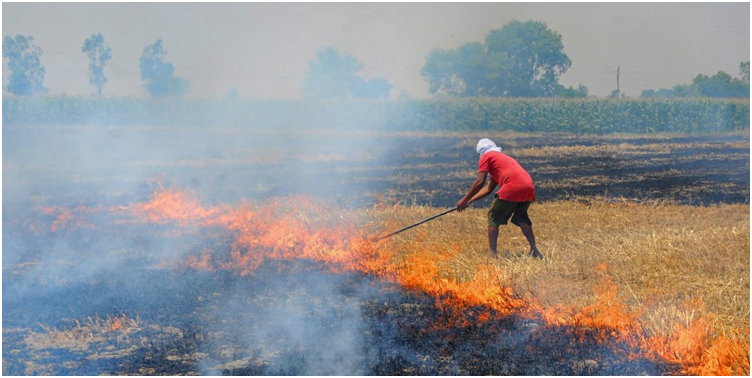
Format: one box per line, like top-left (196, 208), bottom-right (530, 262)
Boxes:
top-left (518, 223), bottom-right (544, 259)
top-left (488, 226), bottom-right (499, 258)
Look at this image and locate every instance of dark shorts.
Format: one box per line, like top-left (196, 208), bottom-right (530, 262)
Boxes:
top-left (488, 196), bottom-right (533, 227)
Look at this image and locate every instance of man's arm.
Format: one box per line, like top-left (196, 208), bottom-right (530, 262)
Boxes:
top-left (456, 171), bottom-right (488, 212)
top-left (469, 178), bottom-right (498, 204)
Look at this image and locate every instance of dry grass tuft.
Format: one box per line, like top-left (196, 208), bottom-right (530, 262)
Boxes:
top-left (26, 313), bottom-right (140, 351)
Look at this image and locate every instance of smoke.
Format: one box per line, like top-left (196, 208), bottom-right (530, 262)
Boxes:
top-left (2, 97), bottom-right (397, 320)
top-left (197, 264), bottom-right (378, 375)
top-left (2, 94), bottom-right (402, 374)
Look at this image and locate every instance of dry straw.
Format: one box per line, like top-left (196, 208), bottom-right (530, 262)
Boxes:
top-left (364, 200), bottom-right (750, 342)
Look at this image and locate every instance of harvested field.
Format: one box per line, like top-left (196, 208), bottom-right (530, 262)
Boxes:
top-left (3, 127), bottom-right (749, 207)
top-left (3, 126), bottom-right (750, 375)
top-left (369, 202), bottom-right (750, 340)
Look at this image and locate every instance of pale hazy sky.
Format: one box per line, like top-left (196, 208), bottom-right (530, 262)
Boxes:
top-left (3, 2), bottom-right (750, 99)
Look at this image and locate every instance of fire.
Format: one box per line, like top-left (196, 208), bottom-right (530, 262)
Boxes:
top-left (648, 317), bottom-right (750, 376)
top-left (131, 187), bottom-right (217, 225)
top-left (185, 249), bottom-right (215, 272)
top-left (692, 333), bottom-right (751, 375)
top-left (110, 317), bottom-right (123, 332)
top-left (41, 205), bottom-right (95, 232)
top-left (108, 313), bottom-right (139, 332)
top-left (548, 264), bottom-right (643, 343)
top-left (43, 206), bottom-right (75, 232)
top-left (53, 186), bottom-right (749, 375)
top-left (396, 250), bottom-right (524, 321)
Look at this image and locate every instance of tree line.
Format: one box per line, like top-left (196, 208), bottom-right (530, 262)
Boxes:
top-left (641, 63), bottom-right (749, 99)
top-left (5, 97), bottom-right (748, 134)
top-left (3, 34), bottom-right (191, 98)
top-left (3, 20), bottom-right (750, 100)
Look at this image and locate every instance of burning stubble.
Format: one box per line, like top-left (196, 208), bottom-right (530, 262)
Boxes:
top-left (4, 183), bottom-right (749, 375)
top-left (3, 125), bottom-right (749, 375)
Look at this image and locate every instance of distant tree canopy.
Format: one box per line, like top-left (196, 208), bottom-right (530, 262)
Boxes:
top-left (421, 20), bottom-right (573, 98)
top-left (303, 47), bottom-right (392, 99)
top-left (640, 88), bottom-right (674, 99)
top-left (642, 62), bottom-right (749, 99)
top-left (678, 71), bottom-right (749, 98)
top-left (139, 39), bottom-right (189, 98)
top-left (81, 33), bottom-right (112, 97)
top-left (739, 61), bottom-right (749, 86)
top-left (2, 35), bottom-right (47, 96)
top-left (560, 84), bottom-right (589, 98)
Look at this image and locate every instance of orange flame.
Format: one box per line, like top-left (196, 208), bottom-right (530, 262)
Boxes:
top-left (41, 205), bottom-right (96, 232)
top-left (185, 250), bottom-right (215, 272)
top-left (108, 313), bottom-right (139, 332)
top-left (131, 188), bottom-right (217, 225)
top-left (103, 187), bottom-right (752, 375)
top-left (648, 317), bottom-right (750, 376)
top-left (109, 317), bottom-right (123, 332)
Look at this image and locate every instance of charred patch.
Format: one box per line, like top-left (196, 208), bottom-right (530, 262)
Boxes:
top-left (4, 260), bottom-right (680, 375)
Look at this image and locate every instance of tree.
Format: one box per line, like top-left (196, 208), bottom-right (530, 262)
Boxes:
top-left (351, 77), bottom-right (393, 99)
top-left (559, 84), bottom-right (588, 98)
top-left (421, 48), bottom-right (460, 96)
top-left (670, 71), bottom-right (748, 99)
top-left (303, 47), bottom-right (392, 99)
top-left (303, 47), bottom-right (360, 99)
top-left (139, 39), bottom-right (189, 98)
top-left (421, 20), bottom-right (571, 97)
top-left (644, 63), bottom-right (749, 99)
top-left (608, 89), bottom-right (625, 99)
top-left (671, 83), bottom-right (700, 98)
top-left (421, 43), bottom-right (510, 97)
top-left (640, 88), bottom-right (674, 98)
top-left (2, 35), bottom-right (47, 96)
top-left (81, 33), bottom-right (112, 97)
top-left (690, 71), bottom-right (747, 98)
top-left (740, 61), bottom-right (749, 86)
top-left (485, 20), bottom-right (571, 97)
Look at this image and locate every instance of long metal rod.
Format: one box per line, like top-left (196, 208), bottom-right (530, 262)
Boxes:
top-left (379, 206), bottom-right (458, 240)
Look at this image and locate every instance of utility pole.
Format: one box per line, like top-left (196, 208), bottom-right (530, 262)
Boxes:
top-left (615, 66), bottom-right (620, 97)
top-left (609, 66), bottom-right (621, 99)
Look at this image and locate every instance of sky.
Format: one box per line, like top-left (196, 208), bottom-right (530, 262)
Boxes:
top-left (2, 2), bottom-right (750, 99)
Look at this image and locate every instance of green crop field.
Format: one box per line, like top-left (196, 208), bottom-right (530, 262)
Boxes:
top-left (4, 97), bottom-right (749, 134)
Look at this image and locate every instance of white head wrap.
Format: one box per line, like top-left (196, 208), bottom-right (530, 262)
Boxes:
top-left (476, 138), bottom-right (502, 156)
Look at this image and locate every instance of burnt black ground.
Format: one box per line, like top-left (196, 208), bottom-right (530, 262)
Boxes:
top-left (3, 127), bottom-right (749, 210)
top-left (2, 260), bottom-right (679, 375)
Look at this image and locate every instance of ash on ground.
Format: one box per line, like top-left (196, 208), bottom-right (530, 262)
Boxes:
top-left (3, 260), bottom-right (677, 375)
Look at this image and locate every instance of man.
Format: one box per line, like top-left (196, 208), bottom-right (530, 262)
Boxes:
top-left (456, 138), bottom-right (544, 259)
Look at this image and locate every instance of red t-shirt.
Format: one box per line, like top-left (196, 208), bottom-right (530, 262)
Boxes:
top-left (478, 151), bottom-right (536, 202)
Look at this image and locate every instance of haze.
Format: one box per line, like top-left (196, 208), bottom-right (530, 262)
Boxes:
top-left (3, 2), bottom-right (749, 99)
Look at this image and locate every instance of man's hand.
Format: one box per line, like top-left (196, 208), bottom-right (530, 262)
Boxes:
top-left (456, 199), bottom-right (470, 212)
top-left (457, 172), bottom-right (487, 212)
